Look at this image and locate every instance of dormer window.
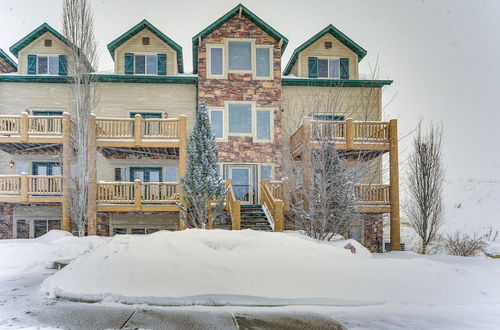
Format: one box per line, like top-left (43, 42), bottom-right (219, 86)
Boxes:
top-left (308, 57), bottom-right (349, 79)
top-left (317, 58), bottom-right (340, 79)
top-left (38, 56), bottom-right (59, 75)
top-left (124, 53), bottom-right (166, 75)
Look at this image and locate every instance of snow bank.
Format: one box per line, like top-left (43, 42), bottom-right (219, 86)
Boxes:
top-left (41, 229), bottom-right (500, 306)
top-left (0, 230), bottom-right (108, 279)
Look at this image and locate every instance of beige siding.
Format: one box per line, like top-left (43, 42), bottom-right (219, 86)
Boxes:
top-left (282, 85), bottom-right (381, 136)
top-left (96, 157), bottom-right (180, 181)
top-left (296, 34), bottom-right (359, 79)
top-left (18, 32), bottom-right (73, 75)
top-left (109, 213), bottom-right (178, 232)
top-left (114, 29), bottom-right (178, 75)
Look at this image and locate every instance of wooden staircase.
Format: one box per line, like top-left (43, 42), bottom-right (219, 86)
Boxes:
top-left (240, 205), bottom-right (273, 231)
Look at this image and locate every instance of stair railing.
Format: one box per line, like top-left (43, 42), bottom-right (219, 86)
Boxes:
top-left (260, 179), bottom-right (284, 232)
top-left (225, 179), bottom-right (241, 230)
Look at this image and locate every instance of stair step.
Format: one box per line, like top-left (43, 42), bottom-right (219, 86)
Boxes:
top-left (240, 204), bottom-right (262, 208)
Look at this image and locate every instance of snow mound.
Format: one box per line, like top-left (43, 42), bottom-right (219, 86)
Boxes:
top-left (0, 230), bottom-right (109, 279)
top-left (41, 229), bottom-right (500, 306)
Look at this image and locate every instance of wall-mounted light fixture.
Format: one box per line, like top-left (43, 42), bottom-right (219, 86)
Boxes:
top-left (9, 160), bottom-right (15, 168)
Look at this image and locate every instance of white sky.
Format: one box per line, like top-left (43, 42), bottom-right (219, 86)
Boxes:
top-left (1, 0), bottom-right (499, 182)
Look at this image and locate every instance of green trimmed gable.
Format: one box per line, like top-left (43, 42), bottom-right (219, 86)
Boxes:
top-left (9, 23), bottom-right (71, 58)
top-left (191, 3), bottom-right (288, 74)
top-left (283, 24), bottom-right (367, 76)
top-left (107, 19), bottom-right (183, 74)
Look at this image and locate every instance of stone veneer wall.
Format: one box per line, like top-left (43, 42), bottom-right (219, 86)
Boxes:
top-left (197, 15), bottom-right (283, 173)
top-left (362, 213), bottom-right (383, 252)
top-left (0, 56), bottom-right (16, 73)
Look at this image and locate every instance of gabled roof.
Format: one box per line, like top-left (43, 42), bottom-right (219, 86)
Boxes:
top-left (9, 23), bottom-right (70, 58)
top-left (107, 19), bottom-right (184, 73)
top-left (191, 3), bottom-right (288, 74)
top-left (283, 24), bottom-right (367, 75)
top-left (0, 48), bottom-right (17, 70)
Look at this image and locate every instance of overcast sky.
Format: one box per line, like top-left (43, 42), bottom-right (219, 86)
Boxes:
top-left (1, 0), bottom-right (499, 182)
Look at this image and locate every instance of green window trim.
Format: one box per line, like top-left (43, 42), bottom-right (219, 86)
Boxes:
top-left (27, 55), bottom-right (36, 75)
top-left (129, 167), bottom-right (163, 182)
top-left (32, 162), bottom-right (61, 176)
top-left (124, 53), bottom-right (134, 74)
top-left (308, 57), bottom-right (318, 78)
top-left (58, 55), bottom-right (67, 76)
top-left (157, 54), bottom-right (167, 75)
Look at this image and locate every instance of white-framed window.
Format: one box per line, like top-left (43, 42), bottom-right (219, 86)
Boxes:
top-left (165, 167), bottom-right (178, 182)
top-left (208, 45), bottom-right (224, 77)
top-left (134, 54), bottom-right (158, 74)
top-left (260, 164), bottom-right (273, 180)
top-left (317, 58), bottom-right (340, 79)
top-left (209, 108), bottom-right (224, 139)
top-left (255, 47), bottom-right (272, 78)
top-left (37, 56), bottom-right (59, 75)
top-left (228, 103), bottom-right (252, 135)
top-left (228, 41), bottom-right (252, 71)
top-left (256, 109), bottom-right (272, 141)
top-left (208, 103), bottom-right (274, 142)
top-left (207, 39), bottom-right (273, 79)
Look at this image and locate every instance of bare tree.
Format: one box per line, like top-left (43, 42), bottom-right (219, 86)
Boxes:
top-left (404, 121), bottom-right (445, 254)
top-left (62, 0), bottom-right (98, 236)
top-left (285, 139), bottom-right (358, 241)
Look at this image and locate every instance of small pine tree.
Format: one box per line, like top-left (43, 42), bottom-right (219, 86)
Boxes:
top-left (182, 101), bottom-right (225, 228)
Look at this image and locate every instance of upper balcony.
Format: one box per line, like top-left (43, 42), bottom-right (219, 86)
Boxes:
top-left (290, 117), bottom-right (396, 159)
top-left (0, 113), bottom-right (66, 152)
top-left (0, 173), bottom-right (63, 203)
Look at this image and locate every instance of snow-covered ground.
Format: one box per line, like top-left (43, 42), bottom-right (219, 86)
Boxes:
top-left (2, 230), bottom-right (500, 329)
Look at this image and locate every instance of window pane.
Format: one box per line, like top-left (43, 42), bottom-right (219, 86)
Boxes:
top-left (256, 110), bottom-right (271, 140)
top-left (210, 110), bottom-right (223, 138)
top-left (135, 55), bottom-right (145, 74)
top-left (146, 55), bottom-right (157, 74)
top-left (228, 104), bottom-right (252, 134)
top-left (317, 59), bottom-right (328, 78)
top-left (131, 228), bottom-right (146, 235)
top-left (210, 48), bottom-right (223, 75)
top-left (256, 48), bottom-right (270, 77)
top-left (146, 228), bottom-right (160, 234)
top-left (228, 42), bottom-right (251, 70)
top-left (38, 56), bottom-right (48, 74)
top-left (48, 56), bottom-right (59, 75)
top-left (165, 167), bottom-right (178, 182)
top-left (34, 220), bottom-right (48, 238)
top-left (261, 165), bottom-right (272, 180)
top-left (114, 168), bottom-right (126, 181)
top-left (112, 228), bottom-right (127, 235)
top-left (329, 59), bottom-right (340, 78)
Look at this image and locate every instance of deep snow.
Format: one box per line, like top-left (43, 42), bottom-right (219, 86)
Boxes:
top-left (40, 229), bottom-right (500, 308)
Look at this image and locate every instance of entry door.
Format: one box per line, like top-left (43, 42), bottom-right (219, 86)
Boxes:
top-left (229, 166), bottom-right (253, 205)
top-left (130, 167), bottom-right (162, 182)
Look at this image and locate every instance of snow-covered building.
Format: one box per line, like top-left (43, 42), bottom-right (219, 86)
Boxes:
top-left (0, 4), bottom-right (399, 251)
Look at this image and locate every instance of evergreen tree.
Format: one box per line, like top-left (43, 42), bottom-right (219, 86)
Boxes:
top-left (182, 101), bottom-right (225, 228)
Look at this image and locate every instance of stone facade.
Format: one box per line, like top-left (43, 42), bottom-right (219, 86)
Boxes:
top-left (362, 213), bottom-right (383, 252)
top-left (197, 16), bottom-right (283, 171)
top-left (0, 203), bottom-right (61, 239)
top-left (0, 56), bottom-right (16, 73)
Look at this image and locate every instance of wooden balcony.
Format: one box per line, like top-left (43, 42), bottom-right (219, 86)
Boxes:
top-left (96, 180), bottom-right (180, 212)
top-left (354, 184), bottom-right (391, 213)
top-left (290, 118), bottom-right (395, 159)
top-left (96, 115), bottom-right (186, 149)
top-left (0, 174), bottom-right (63, 202)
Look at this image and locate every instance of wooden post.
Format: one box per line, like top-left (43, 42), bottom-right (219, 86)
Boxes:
top-left (178, 115), bottom-right (188, 230)
top-left (20, 172), bottom-right (28, 202)
top-left (178, 115), bottom-right (187, 178)
top-left (134, 179), bottom-right (141, 210)
top-left (62, 112), bottom-right (71, 232)
top-left (87, 114), bottom-right (97, 235)
top-left (273, 201), bottom-right (284, 232)
top-left (346, 118), bottom-right (354, 149)
top-left (134, 114), bottom-right (142, 146)
top-left (20, 112), bottom-right (29, 142)
top-left (232, 201), bottom-right (241, 230)
top-left (389, 119), bottom-right (401, 251)
top-left (302, 116), bottom-right (313, 191)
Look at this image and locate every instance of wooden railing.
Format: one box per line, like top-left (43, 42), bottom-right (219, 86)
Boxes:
top-left (354, 184), bottom-right (391, 205)
top-left (0, 112), bottom-right (65, 140)
top-left (0, 174), bottom-right (63, 201)
top-left (260, 179), bottom-right (284, 232)
top-left (96, 115), bottom-right (181, 142)
top-left (96, 180), bottom-right (180, 205)
top-left (224, 179), bottom-right (241, 230)
top-left (290, 117), bottom-right (391, 153)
